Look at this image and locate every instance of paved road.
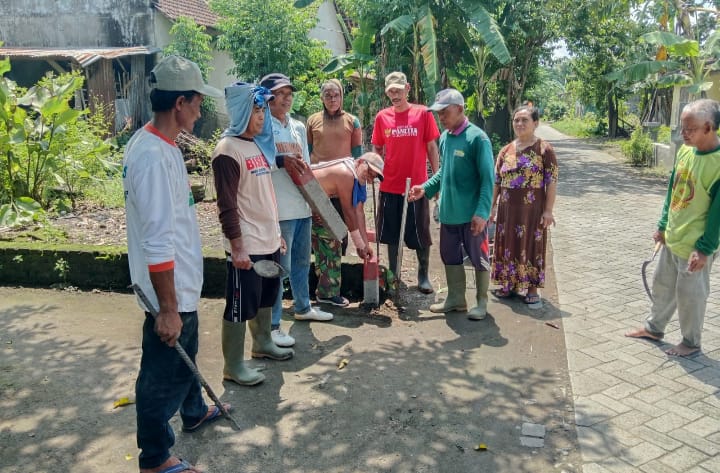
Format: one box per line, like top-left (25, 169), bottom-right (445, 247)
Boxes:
top-left (541, 124), bottom-right (720, 473)
top-left (2, 126), bottom-right (718, 473)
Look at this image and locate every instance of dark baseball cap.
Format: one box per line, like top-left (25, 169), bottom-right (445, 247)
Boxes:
top-left (259, 73), bottom-right (297, 92)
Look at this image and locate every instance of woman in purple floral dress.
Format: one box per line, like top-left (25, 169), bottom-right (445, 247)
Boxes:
top-left (490, 106), bottom-right (558, 305)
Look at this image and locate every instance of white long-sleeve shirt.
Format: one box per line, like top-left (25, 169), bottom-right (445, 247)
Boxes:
top-left (122, 124), bottom-right (203, 313)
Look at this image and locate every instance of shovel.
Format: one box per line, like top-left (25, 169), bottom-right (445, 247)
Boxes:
top-left (251, 259), bottom-right (287, 278)
top-left (641, 241), bottom-right (662, 302)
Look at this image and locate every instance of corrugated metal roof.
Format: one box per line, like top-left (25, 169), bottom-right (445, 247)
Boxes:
top-left (153, 0), bottom-right (219, 28)
top-left (0, 46), bottom-right (160, 68)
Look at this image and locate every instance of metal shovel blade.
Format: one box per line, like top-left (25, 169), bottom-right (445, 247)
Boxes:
top-left (641, 241), bottom-right (662, 302)
top-left (252, 260), bottom-right (287, 278)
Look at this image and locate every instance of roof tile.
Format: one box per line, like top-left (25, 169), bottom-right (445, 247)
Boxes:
top-left (153, 0), bottom-right (218, 28)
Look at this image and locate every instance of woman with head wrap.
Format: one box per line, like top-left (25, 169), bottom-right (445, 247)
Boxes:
top-left (211, 83), bottom-right (294, 387)
top-left (306, 79), bottom-right (364, 307)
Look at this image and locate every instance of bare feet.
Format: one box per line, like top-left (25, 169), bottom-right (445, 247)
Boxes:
top-left (625, 327), bottom-right (662, 341)
top-left (665, 343), bottom-right (700, 357)
top-left (140, 456), bottom-right (202, 473)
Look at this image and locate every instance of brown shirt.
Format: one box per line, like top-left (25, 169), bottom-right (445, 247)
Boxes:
top-left (306, 111), bottom-right (362, 163)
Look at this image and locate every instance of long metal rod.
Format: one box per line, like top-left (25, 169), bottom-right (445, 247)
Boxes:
top-left (130, 284), bottom-right (241, 430)
top-left (372, 179), bottom-right (379, 262)
top-left (395, 178), bottom-right (412, 302)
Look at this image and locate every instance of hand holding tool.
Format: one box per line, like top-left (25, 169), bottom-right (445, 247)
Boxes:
top-left (130, 284), bottom-right (241, 430)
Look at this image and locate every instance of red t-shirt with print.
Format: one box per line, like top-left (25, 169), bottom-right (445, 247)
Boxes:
top-left (371, 104), bottom-right (440, 194)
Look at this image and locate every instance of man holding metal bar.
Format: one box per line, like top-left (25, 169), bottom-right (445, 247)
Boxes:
top-left (123, 56), bottom-right (227, 473)
top-left (372, 71), bottom-right (440, 294)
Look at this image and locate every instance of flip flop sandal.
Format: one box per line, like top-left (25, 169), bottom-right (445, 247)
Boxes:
top-left (492, 289), bottom-right (515, 299)
top-left (155, 459), bottom-right (200, 473)
top-left (182, 404), bottom-right (227, 433)
top-left (524, 294), bottom-right (541, 304)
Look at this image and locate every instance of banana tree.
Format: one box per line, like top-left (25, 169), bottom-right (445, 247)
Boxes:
top-left (380, 0), bottom-right (510, 102)
top-left (605, 30), bottom-right (720, 99)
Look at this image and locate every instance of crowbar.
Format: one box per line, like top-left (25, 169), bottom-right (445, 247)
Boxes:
top-left (641, 241), bottom-right (662, 302)
top-left (395, 178), bottom-right (411, 305)
top-left (130, 284), bottom-right (241, 430)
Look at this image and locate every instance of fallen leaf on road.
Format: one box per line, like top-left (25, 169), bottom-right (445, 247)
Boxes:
top-left (474, 443), bottom-right (488, 451)
top-left (125, 454), bottom-right (133, 461)
top-left (545, 322), bottom-right (559, 329)
top-left (113, 397), bottom-right (135, 409)
top-left (337, 358), bottom-right (349, 370)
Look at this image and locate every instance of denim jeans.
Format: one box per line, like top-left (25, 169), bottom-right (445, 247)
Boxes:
top-left (272, 217), bottom-right (312, 327)
top-left (136, 311), bottom-right (207, 469)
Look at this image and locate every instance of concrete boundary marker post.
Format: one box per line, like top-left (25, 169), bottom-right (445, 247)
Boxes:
top-left (363, 229), bottom-right (379, 306)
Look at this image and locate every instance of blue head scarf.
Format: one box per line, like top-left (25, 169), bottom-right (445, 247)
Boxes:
top-left (222, 82), bottom-right (276, 166)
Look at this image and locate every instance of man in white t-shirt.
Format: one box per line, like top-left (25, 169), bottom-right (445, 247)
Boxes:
top-left (123, 56), bottom-right (227, 473)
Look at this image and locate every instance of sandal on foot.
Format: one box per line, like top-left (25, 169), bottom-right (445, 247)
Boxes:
top-left (182, 403), bottom-right (229, 433)
top-left (492, 289), bottom-right (515, 299)
top-left (151, 459), bottom-right (200, 473)
top-left (524, 294), bottom-right (541, 304)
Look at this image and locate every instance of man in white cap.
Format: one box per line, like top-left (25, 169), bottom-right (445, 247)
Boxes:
top-left (409, 88), bottom-right (495, 320)
top-left (372, 71), bottom-right (440, 294)
top-left (310, 152), bottom-right (384, 299)
top-left (123, 55), bottom-right (227, 473)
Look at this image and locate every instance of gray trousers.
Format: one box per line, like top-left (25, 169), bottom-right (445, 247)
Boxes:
top-left (645, 246), bottom-right (716, 348)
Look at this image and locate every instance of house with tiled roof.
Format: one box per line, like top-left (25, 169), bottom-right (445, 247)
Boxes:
top-left (0, 0), bottom-right (346, 133)
top-left (151, 0), bottom-right (235, 126)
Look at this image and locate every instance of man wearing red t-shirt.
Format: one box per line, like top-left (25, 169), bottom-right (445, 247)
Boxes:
top-left (372, 71), bottom-right (440, 293)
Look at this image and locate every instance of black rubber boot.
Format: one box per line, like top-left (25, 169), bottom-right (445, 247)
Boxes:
top-left (387, 244), bottom-right (399, 277)
top-left (416, 247), bottom-right (434, 294)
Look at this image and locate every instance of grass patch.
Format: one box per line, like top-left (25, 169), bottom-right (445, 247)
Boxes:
top-left (0, 240), bottom-right (127, 253)
top-left (551, 117), bottom-right (599, 137)
top-left (82, 175), bottom-right (125, 209)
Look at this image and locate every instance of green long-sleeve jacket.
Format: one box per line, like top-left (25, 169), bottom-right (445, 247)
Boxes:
top-left (422, 121), bottom-right (495, 224)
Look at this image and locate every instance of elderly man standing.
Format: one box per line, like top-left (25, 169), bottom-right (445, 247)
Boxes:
top-left (372, 71), bottom-right (440, 294)
top-left (123, 56), bottom-right (227, 473)
top-left (626, 99), bottom-right (720, 356)
top-left (260, 73), bottom-right (333, 349)
top-left (409, 89), bottom-right (495, 320)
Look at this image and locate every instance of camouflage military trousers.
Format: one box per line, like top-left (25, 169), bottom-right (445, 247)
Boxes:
top-left (311, 221), bottom-right (343, 299)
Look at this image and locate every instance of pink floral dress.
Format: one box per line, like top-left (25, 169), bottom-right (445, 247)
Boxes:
top-left (491, 139), bottom-right (558, 292)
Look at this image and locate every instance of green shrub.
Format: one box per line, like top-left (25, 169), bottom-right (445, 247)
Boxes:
top-left (551, 113), bottom-right (602, 137)
top-left (0, 58), bottom-right (119, 226)
top-left (657, 125), bottom-right (671, 144)
top-left (83, 174), bottom-right (125, 209)
top-left (545, 102), bottom-right (566, 121)
top-left (621, 128), bottom-right (653, 166)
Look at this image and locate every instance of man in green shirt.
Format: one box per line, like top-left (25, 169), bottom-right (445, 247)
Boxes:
top-left (409, 89), bottom-right (495, 320)
top-left (627, 98), bottom-right (720, 356)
